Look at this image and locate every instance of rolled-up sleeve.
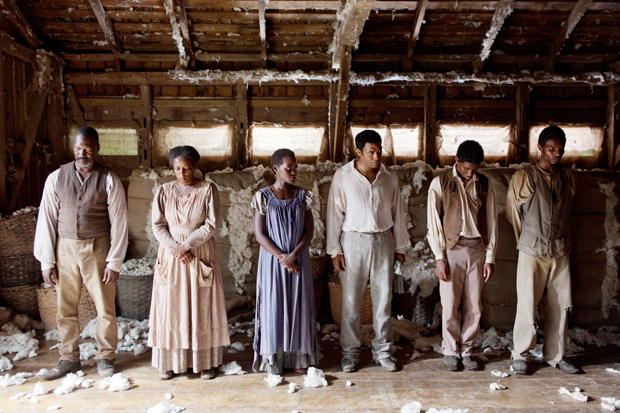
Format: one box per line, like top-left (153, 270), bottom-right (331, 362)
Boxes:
top-left (426, 176), bottom-right (446, 261)
top-left (34, 171), bottom-right (60, 271)
top-left (106, 173), bottom-right (129, 272)
top-left (506, 169), bottom-right (533, 243)
top-left (326, 170), bottom-right (346, 258)
top-left (181, 184), bottom-right (220, 250)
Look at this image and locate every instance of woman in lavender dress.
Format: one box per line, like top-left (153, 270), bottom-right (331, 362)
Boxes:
top-left (251, 148), bottom-right (318, 375)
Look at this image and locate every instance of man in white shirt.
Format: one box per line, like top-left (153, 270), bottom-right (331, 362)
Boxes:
top-left (34, 127), bottom-right (128, 380)
top-left (326, 130), bottom-right (409, 372)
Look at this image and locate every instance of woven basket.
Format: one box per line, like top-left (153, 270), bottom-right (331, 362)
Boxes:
top-left (115, 273), bottom-right (153, 321)
top-left (0, 211), bottom-right (37, 257)
top-left (311, 256), bottom-right (330, 280)
top-left (0, 284), bottom-right (39, 318)
top-left (0, 254), bottom-right (41, 288)
top-left (36, 285), bottom-right (98, 331)
top-left (328, 282), bottom-right (373, 326)
top-left (413, 286), bottom-right (440, 326)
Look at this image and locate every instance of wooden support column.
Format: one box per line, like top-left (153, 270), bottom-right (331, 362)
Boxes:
top-left (0, 31), bottom-right (35, 62)
top-left (258, 0), bottom-right (268, 65)
top-left (140, 84), bottom-right (153, 168)
top-left (236, 83), bottom-right (248, 168)
top-left (424, 84), bottom-right (437, 167)
top-left (0, 51), bottom-right (7, 214)
top-left (514, 85), bottom-right (530, 164)
top-left (66, 84), bottom-right (88, 127)
top-left (331, 46), bottom-right (352, 163)
top-left (607, 85), bottom-right (617, 170)
top-left (8, 90), bottom-right (49, 212)
top-left (402, 0), bottom-right (428, 72)
top-left (88, 0), bottom-right (124, 54)
top-left (46, 58), bottom-right (66, 171)
top-left (546, 0), bottom-right (593, 70)
top-left (328, 82), bottom-right (338, 160)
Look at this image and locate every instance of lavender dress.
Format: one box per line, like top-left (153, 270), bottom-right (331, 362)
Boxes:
top-left (251, 187), bottom-right (318, 374)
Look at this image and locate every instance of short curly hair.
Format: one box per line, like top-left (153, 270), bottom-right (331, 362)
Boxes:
top-left (355, 129), bottom-right (382, 152)
top-left (271, 148), bottom-right (296, 169)
top-left (456, 140), bottom-right (485, 164)
top-left (168, 146), bottom-right (200, 167)
top-left (538, 125), bottom-right (566, 147)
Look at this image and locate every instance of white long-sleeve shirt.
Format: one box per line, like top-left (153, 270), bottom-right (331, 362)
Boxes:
top-left (34, 165), bottom-right (129, 272)
top-left (326, 161), bottom-right (410, 257)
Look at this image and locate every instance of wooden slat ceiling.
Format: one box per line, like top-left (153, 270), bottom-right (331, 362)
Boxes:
top-left (15, 0), bottom-right (620, 72)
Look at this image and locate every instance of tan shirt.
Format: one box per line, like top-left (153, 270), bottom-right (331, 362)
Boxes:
top-left (326, 161), bottom-right (410, 257)
top-left (506, 164), bottom-right (576, 243)
top-left (427, 168), bottom-right (498, 264)
top-left (34, 166), bottom-right (129, 272)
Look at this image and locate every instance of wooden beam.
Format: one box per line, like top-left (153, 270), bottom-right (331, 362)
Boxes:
top-left (8, 90), bottom-right (49, 212)
top-left (610, 59), bottom-right (620, 74)
top-left (0, 31), bottom-right (35, 62)
top-left (547, 0), bottom-right (593, 69)
top-left (512, 85), bottom-right (530, 164)
top-left (66, 84), bottom-right (88, 127)
top-left (0, 0), bottom-right (42, 48)
top-left (423, 84), bottom-right (437, 167)
top-left (258, 0), bottom-right (268, 63)
top-left (332, 46), bottom-right (352, 162)
top-left (331, 0), bottom-right (375, 70)
top-left (328, 82), bottom-right (338, 160)
top-left (472, 0), bottom-right (514, 72)
top-left (401, 0), bottom-right (428, 72)
top-left (46, 58), bottom-right (66, 171)
top-left (607, 85), bottom-right (616, 169)
top-left (0, 51), bottom-right (7, 215)
top-left (236, 83), bottom-right (248, 168)
top-left (174, 0), bottom-right (195, 60)
top-left (163, 0), bottom-right (188, 66)
top-left (140, 84), bottom-right (153, 168)
top-left (87, 0), bottom-right (124, 54)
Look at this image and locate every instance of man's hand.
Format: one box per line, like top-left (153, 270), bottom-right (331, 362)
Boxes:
top-left (103, 267), bottom-right (120, 285)
top-left (42, 267), bottom-right (58, 285)
top-left (332, 254), bottom-right (346, 272)
top-left (484, 262), bottom-right (495, 282)
top-left (436, 259), bottom-right (449, 282)
top-left (170, 243), bottom-right (187, 258)
top-left (395, 252), bottom-right (406, 264)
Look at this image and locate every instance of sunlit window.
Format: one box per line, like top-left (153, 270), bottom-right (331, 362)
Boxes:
top-left (153, 122), bottom-right (234, 158)
top-left (437, 124), bottom-right (512, 165)
top-left (529, 125), bottom-right (604, 169)
top-left (391, 125), bottom-right (422, 159)
top-left (69, 124), bottom-right (139, 156)
top-left (250, 124), bottom-right (326, 162)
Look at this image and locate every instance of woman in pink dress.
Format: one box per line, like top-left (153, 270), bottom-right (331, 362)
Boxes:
top-left (149, 146), bottom-right (230, 380)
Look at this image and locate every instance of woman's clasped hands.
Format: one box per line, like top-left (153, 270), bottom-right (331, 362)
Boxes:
top-left (170, 242), bottom-right (195, 265)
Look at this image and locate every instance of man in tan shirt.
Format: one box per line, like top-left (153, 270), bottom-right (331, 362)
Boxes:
top-left (327, 130), bottom-right (409, 373)
top-left (34, 127), bottom-right (128, 380)
top-left (427, 140), bottom-right (498, 372)
top-left (506, 125), bottom-right (579, 375)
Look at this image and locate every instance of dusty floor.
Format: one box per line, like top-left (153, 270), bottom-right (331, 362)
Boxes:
top-left (1, 330), bottom-right (619, 412)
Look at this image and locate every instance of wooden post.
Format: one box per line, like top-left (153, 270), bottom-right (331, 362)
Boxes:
top-left (66, 84), bottom-right (88, 127)
top-left (607, 85), bottom-right (616, 170)
top-left (0, 51), bottom-right (7, 215)
top-left (47, 58), bottom-right (66, 171)
top-left (140, 84), bottom-right (153, 168)
top-left (328, 82), bottom-right (338, 161)
top-left (424, 84), bottom-right (437, 167)
top-left (236, 83), bottom-right (248, 168)
top-left (332, 46), bottom-right (352, 163)
top-left (514, 85), bottom-right (530, 164)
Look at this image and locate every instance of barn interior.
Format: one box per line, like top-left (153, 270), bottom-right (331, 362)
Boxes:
top-left (0, 0), bottom-right (619, 412)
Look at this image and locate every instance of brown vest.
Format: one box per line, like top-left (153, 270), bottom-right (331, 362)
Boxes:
top-left (517, 163), bottom-right (573, 258)
top-left (439, 169), bottom-right (489, 250)
top-left (57, 161), bottom-right (111, 239)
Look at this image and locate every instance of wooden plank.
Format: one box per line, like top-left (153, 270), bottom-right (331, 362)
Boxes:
top-left (66, 84), bottom-right (88, 127)
top-left (613, 85), bottom-right (620, 169)
top-left (530, 99), bottom-right (607, 108)
top-left (606, 85), bottom-right (615, 169)
top-left (547, 0), bottom-right (593, 69)
top-left (236, 83), bottom-right (248, 168)
top-left (0, 0), bottom-right (42, 48)
top-left (472, 0), bottom-right (514, 72)
top-left (349, 98), bottom-right (423, 107)
top-left (258, 0), bottom-right (268, 63)
top-left (424, 84), bottom-right (437, 166)
top-left (87, 0), bottom-right (124, 54)
top-left (333, 46), bottom-right (352, 162)
top-left (402, 0), bottom-right (428, 71)
top-left (514, 85), bottom-right (530, 164)
top-left (249, 98), bottom-right (328, 107)
top-left (0, 32), bottom-right (35, 62)
top-left (438, 100), bottom-right (516, 109)
top-left (609, 59), bottom-right (620, 74)
top-left (175, 0), bottom-right (195, 59)
top-left (331, 0), bottom-right (375, 70)
top-left (46, 58), bottom-right (66, 171)
top-left (8, 90), bottom-right (49, 213)
top-left (0, 51), bottom-right (6, 214)
top-left (140, 84), bottom-right (153, 168)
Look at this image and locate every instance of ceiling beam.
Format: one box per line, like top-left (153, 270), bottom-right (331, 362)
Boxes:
top-left (472, 0), bottom-right (514, 72)
top-left (163, 0), bottom-right (189, 67)
top-left (401, 0), bottom-right (428, 71)
top-left (330, 46), bottom-right (352, 162)
top-left (87, 0), bottom-right (124, 54)
top-left (61, 52), bottom-right (331, 63)
top-left (0, 31), bottom-right (35, 62)
top-left (174, 0), bottom-right (195, 60)
top-left (258, 0), bottom-right (268, 63)
top-left (547, 0), bottom-right (593, 69)
top-left (0, 0), bottom-right (42, 48)
top-left (330, 0), bottom-right (375, 70)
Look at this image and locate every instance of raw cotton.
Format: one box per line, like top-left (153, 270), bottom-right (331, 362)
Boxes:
top-left (558, 387), bottom-right (588, 402)
top-left (0, 356), bottom-right (13, 372)
top-left (475, 327), bottom-right (513, 351)
top-left (120, 258), bottom-right (156, 276)
top-left (401, 401), bottom-right (422, 413)
top-left (79, 342), bottom-right (97, 361)
top-left (229, 320), bottom-right (255, 337)
top-left (81, 379), bottom-right (93, 388)
top-left (230, 342), bottom-right (247, 352)
top-left (602, 397), bottom-right (620, 410)
top-left (427, 409), bottom-right (470, 413)
top-left (30, 396), bottom-right (41, 404)
top-left (606, 368), bottom-right (620, 374)
top-left (400, 241), bottom-right (437, 298)
top-left (346, 381), bottom-right (352, 387)
top-left (288, 383), bottom-right (301, 393)
top-left (45, 330), bottom-right (60, 341)
top-left (165, 393), bottom-right (174, 400)
top-left (264, 373), bottom-right (284, 387)
top-left (491, 370), bottom-right (509, 378)
top-left (0, 372), bottom-right (32, 387)
top-left (490, 383), bottom-right (507, 390)
top-left (321, 324), bottom-right (339, 335)
top-left (304, 367), bottom-right (327, 388)
top-left (53, 372), bottom-right (85, 395)
top-left (9, 391), bottom-right (26, 400)
top-left (47, 405), bottom-right (61, 411)
top-left (218, 361), bottom-right (246, 375)
top-left (147, 402), bottom-right (186, 413)
top-left (99, 373), bottom-right (132, 392)
top-left (33, 381), bottom-right (50, 396)
top-left (0, 322), bottom-right (39, 361)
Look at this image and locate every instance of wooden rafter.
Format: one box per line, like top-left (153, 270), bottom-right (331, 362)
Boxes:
top-left (236, 83), bottom-right (248, 168)
top-left (66, 85), bottom-right (88, 127)
top-left (173, 0), bottom-right (195, 60)
top-left (330, 46), bottom-right (352, 162)
top-left (472, 0), bottom-right (514, 72)
top-left (258, 0), bottom-right (268, 63)
top-left (611, 60), bottom-right (620, 74)
top-left (401, 0), bottom-right (428, 72)
top-left (0, 51), bottom-right (6, 214)
top-left (0, 0), bottom-right (42, 49)
top-left (330, 0), bottom-right (375, 70)
top-left (0, 31), bottom-right (35, 62)
top-left (87, 0), bottom-right (124, 54)
top-left (547, 0), bottom-right (593, 68)
top-left (140, 84), bottom-right (153, 168)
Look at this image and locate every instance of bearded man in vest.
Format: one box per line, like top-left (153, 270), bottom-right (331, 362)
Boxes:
top-left (34, 126), bottom-right (129, 380)
top-left (507, 125), bottom-right (579, 375)
top-left (427, 140), bottom-right (498, 372)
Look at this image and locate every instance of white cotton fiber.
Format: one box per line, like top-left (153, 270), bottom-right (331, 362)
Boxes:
top-left (303, 367), bottom-right (327, 388)
top-left (559, 387), bottom-right (588, 402)
top-left (401, 402), bottom-right (422, 413)
top-left (287, 382), bottom-right (301, 393)
top-left (147, 402), bottom-right (186, 413)
top-left (47, 405), bottom-right (61, 411)
top-left (45, 330), bottom-right (60, 341)
top-left (99, 373), bottom-right (132, 392)
top-left (427, 409), bottom-right (469, 413)
top-left (346, 381), bottom-right (352, 386)
top-left (230, 342), bottom-right (246, 351)
top-left (33, 381), bottom-right (50, 396)
top-left (218, 361), bottom-right (246, 375)
top-left (30, 396), bottom-right (41, 404)
top-left (81, 379), bottom-right (94, 388)
top-left (264, 373), bottom-right (283, 387)
top-left (9, 391), bottom-right (26, 400)
top-left (79, 342), bottom-right (97, 361)
top-left (0, 356), bottom-right (13, 372)
top-left (53, 372), bottom-right (84, 395)
top-left (490, 382), bottom-right (507, 390)
top-left (165, 392), bottom-right (173, 400)
top-left (606, 368), bottom-right (620, 374)
top-left (491, 369), bottom-right (509, 378)
top-left (321, 324), bottom-right (339, 335)
top-left (0, 372), bottom-right (32, 387)
top-left (36, 368), bottom-right (49, 376)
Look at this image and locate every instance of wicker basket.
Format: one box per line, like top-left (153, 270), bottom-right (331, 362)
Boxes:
top-left (311, 256), bottom-right (330, 280)
top-left (0, 210), bottom-right (37, 257)
top-left (0, 254), bottom-right (41, 288)
top-left (0, 284), bottom-right (39, 318)
top-left (36, 285), bottom-right (98, 331)
top-left (115, 273), bottom-right (153, 321)
top-left (328, 282), bottom-right (373, 326)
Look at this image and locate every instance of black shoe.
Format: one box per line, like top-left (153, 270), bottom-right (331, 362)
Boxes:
top-left (443, 355), bottom-right (459, 372)
top-left (42, 360), bottom-right (82, 381)
top-left (461, 356), bottom-right (479, 371)
top-left (555, 358), bottom-right (581, 374)
top-left (512, 359), bottom-right (528, 375)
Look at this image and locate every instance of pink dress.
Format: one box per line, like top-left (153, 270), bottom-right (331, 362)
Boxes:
top-left (149, 181), bottom-right (230, 373)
